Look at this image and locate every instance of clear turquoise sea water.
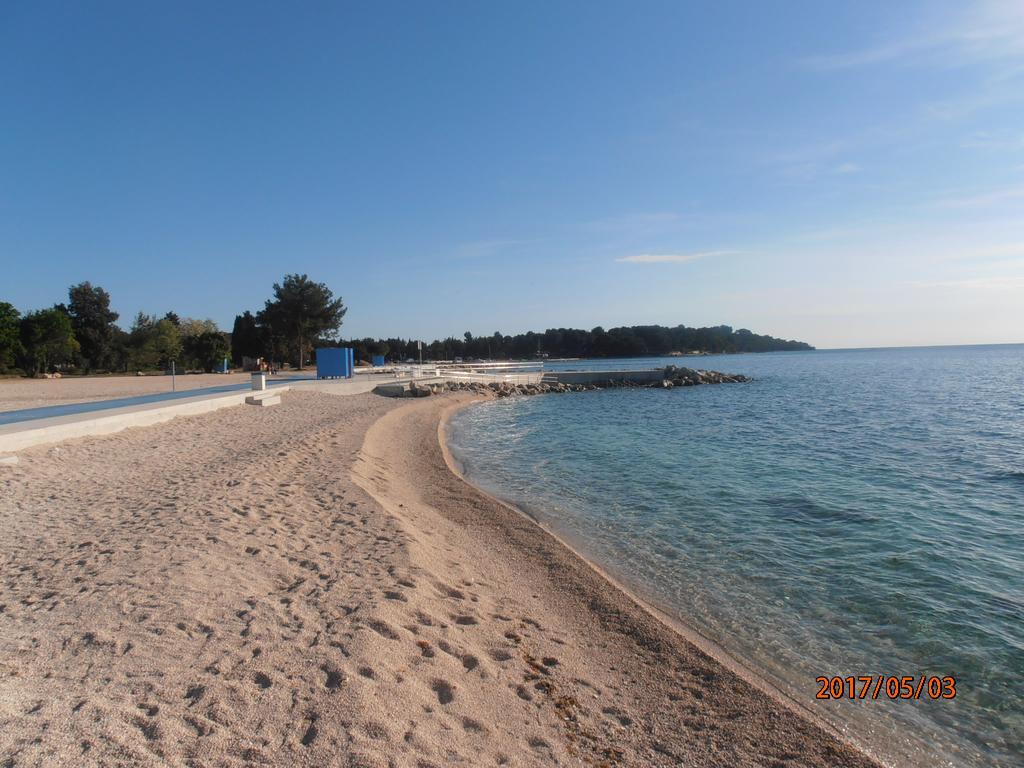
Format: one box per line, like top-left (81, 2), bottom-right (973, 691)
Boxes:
top-left (446, 345), bottom-right (1024, 768)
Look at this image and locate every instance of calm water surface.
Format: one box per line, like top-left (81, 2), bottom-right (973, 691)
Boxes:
top-left (446, 345), bottom-right (1024, 768)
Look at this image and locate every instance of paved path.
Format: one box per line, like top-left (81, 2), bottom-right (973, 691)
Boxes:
top-left (0, 376), bottom-right (397, 453)
top-left (0, 378), bottom-right (310, 426)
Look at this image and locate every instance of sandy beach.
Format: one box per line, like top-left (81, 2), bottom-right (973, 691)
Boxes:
top-left (0, 390), bottom-right (879, 767)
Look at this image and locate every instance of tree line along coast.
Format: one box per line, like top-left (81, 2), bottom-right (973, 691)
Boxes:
top-left (0, 273), bottom-right (813, 377)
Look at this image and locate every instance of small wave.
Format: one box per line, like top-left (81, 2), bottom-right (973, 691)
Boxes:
top-left (760, 494), bottom-right (878, 527)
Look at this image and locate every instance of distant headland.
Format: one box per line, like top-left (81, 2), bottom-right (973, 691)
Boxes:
top-left (340, 325), bottom-right (814, 364)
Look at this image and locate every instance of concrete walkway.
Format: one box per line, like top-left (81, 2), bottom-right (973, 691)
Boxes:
top-left (0, 376), bottom-right (392, 453)
top-left (0, 378), bottom-right (306, 426)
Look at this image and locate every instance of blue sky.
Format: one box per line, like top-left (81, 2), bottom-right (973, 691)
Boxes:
top-left (2, 1), bottom-right (1023, 348)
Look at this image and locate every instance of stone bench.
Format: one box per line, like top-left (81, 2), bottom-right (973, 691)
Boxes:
top-left (245, 390), bottom-right (281, 407)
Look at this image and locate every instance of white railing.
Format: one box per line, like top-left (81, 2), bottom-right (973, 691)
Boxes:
top-left (352, 365), bottom-right (433, 379)
top-left (434, 361), bottom-right (545, 371)
top-left (353, 361), bottom-right (546, 384)
top-left (438, 362), bottom-right (542, 381)
top-left (370, 361), bottom-right (543, 385)
top-left (440, 370), bottom-right (543, 385)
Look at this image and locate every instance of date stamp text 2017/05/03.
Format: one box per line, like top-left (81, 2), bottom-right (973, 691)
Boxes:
top-left (816, 676), bottom-right (957, 701)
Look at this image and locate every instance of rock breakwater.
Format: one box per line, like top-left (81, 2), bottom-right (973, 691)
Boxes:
top-left (390, 366), bottom-right (749, 399)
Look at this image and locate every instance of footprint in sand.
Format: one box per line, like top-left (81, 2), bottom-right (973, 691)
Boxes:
top-left (363, 721), bottom-right (389, 740)
top-left (416, 641), bottom-right (435, 658)
top-left (184, 685), bottom-right (205, 703)
top-left (133, 716), bottom-right (160, 741)
top-left (437, 584), bottom-right (465, 600)
top-left (366, 619), bottom-right (400, 640)
top-left (300, 715), bottom-right (318, 746)
top-left (322, 666), bottom-right (345, 689)
top-left (602, 706), bottom-right (634, 727)
top-left (253, 672), bottom-right (272, 689)
top-left (430, 679), bottom-right (454, 705)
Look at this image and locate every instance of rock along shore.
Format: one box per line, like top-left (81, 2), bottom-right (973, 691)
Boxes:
top-left (401, 365), bottom-right (750, 399)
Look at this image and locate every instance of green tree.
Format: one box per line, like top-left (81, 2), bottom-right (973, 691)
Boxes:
top-left (19, 308), bottom-right (79, 376)
top-left (128, 313), bottom-right (182, 370)
top-left (66, 282), bottom-right (119, 372)
top-left (184, 329), bottom-right (230, 372)
top-left (230, 311), bottom-right (263, 366)
top-left (177, 318), bottom-right (222, 370)
top-left (150, 319), bottom-right (182, 369)
top-left (0, 302), bottom-right (24, 373)
top-left (261, 274), bottom-right (346, 369)
top-left (108, 326), bottom-right (131, 373)
top-left (178, 317), bottom-right (219, 339)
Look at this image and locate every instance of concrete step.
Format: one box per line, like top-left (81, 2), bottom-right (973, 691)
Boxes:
top-left (245, 394), bottom-right (281, 407)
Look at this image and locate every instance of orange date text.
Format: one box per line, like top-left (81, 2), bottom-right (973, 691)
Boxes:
top-left (815, 675), bottom-right (956, 700)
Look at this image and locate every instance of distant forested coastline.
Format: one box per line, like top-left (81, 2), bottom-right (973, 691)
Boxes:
top-left (1, 275), bottom-right (811, 377)
top-left (335, 325), bottom-right (813, 364)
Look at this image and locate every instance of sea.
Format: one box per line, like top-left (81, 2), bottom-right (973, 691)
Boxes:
top-left (445, 345), bottom-right (1023, 768)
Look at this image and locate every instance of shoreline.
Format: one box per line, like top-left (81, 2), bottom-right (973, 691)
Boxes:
top-left (434, 394), bottom-right (869, 751)
top-left (355, 391), bottom-right (883, 766)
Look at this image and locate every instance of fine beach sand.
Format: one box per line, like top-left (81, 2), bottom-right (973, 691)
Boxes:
top-left (0, 390), bottom-right (880, 767)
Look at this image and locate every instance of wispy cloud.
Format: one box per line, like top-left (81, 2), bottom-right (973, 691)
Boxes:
top-left (763, 140), bottom-right (847, 167)
top-left (760, 141), bottom-right (863, 181)
top-left (802, 1), bottom-right (1024, 70)
top-left (789, 224), bottom-right (877, 243)
top-left (615, 250), bottom-right (736, 264)
top-left (923, 64), bottom-right (1024, 120)
top-left (914, 275), bottom-right (1024, 291)
top-left (448, 238), bottom-right (526, 261)
top-left (959, 130), bottom-right (1024, 150)
top-left (932, 185), bottom-right (1024, 208)
top-left (948, 242), bottom-right (1024, 263)
top-left (582, 212), bottom-right (684, 234)
top-left (803, 38), bottom-right (932, 71)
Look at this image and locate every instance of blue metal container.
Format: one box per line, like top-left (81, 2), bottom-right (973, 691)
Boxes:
top-left (316, 347), bottom-right (348, 379)
top-left (346, 347), bottom-right (354, 378)
top-left (372, 354), bottom-right (385, 367)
